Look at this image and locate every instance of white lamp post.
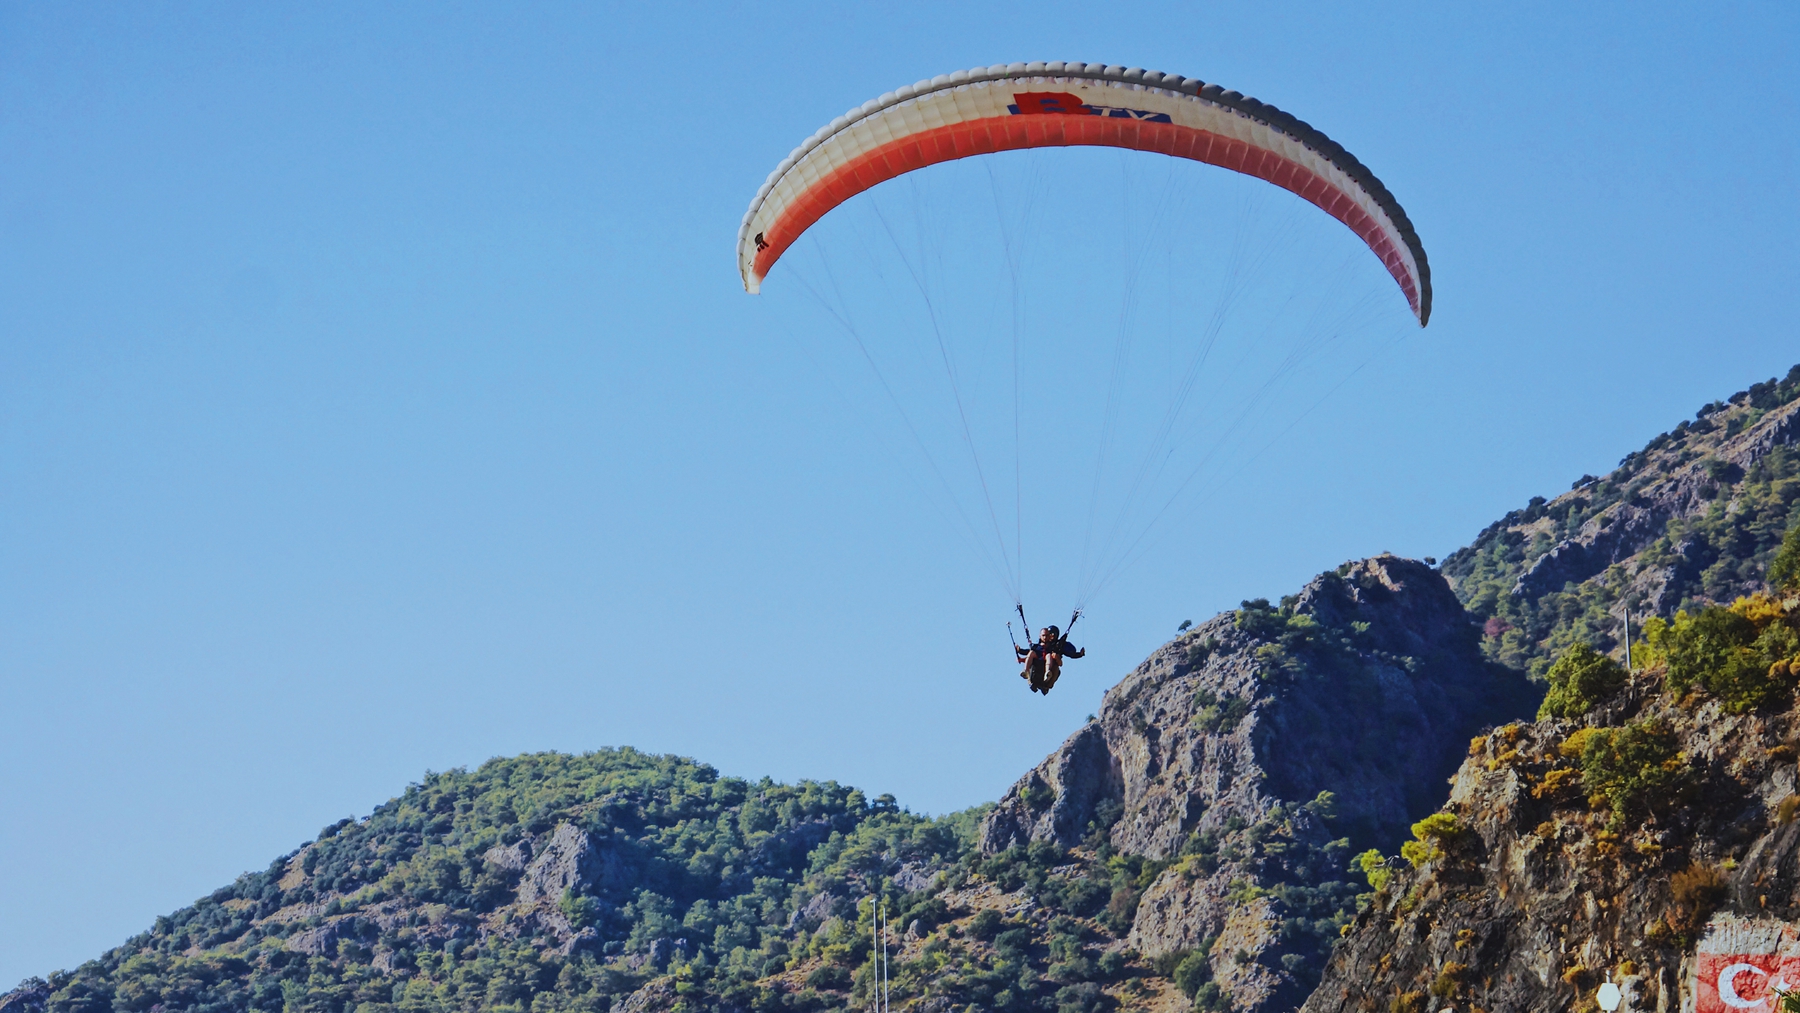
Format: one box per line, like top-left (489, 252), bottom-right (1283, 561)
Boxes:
top-left (1598, 979), bottom-right (1623, 1012)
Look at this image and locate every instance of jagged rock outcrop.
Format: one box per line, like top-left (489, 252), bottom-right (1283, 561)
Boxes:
top-left (288, 919), bottom-right (360, 957)
top-left (785, 889), bottom-right (841, 932)
top-left (892, 861), bottom-right (942, 893)
top-left (980, 721), bottom-right (1119, 853)
top-left (479, 822), bottom-right (635, 946)
top-left (482, 837), bottom-right (533, 871)
top-left (612, 977), bottom-right (678, 1013)
top-left (516, 823), bottom-right (602, 907)
top-left (1304, 657), bottom-right (1800, 1013)
top-left (981, 556), bottom-right (1540, 1013)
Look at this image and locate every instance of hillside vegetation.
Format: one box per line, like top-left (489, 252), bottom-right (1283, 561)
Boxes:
top-left (7, 750), bottom-right (1244, 1013)
top-left (15, 752), bottom-right (979, 1013)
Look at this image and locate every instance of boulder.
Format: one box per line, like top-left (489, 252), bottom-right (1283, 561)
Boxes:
top-left (517, 823), bottom-right (599, 907)
top-left (482, 837), bottom-right (534, 872)
top-left (892, 862), bottom-right (939, 893)
top-left (786, 889), bottom-right (838, 932)
top-left (561, 927), bottom-right (603, 958)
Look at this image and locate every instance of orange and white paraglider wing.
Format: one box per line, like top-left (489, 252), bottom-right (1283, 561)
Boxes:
top-left (736, 62), bottom-right (1432, 326)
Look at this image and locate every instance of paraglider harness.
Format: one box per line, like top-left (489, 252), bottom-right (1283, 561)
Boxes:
top-left (1010, 605), bottom-right (1081, 693)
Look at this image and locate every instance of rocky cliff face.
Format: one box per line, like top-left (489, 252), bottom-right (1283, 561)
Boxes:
top-left (1505, 395), bottom-right (1797, 606)
top-left (981, 556), bottom-right (1539, 1013)
top-left (1305, 596), bottom-right (1800, 1013)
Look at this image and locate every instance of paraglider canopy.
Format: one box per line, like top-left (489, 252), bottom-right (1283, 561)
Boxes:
top-left (737, 61), bottom-right (1431, 325)
top-left (738, 62), bottom-right (1435, 645)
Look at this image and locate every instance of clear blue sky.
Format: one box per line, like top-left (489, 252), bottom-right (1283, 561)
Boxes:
top-left (2, 1), bottom-right (1795, 987)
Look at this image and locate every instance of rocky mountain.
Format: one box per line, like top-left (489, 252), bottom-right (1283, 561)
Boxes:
top-left (1445, 365), bottom-right (1800, 678)
top-left (6, 362), bottom-right (1798, 1013)
top-left (978, 557), bottom-right (1536, 1013)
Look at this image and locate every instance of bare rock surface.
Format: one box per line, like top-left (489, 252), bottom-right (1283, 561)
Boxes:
top-left (517, 823), bottom-right (601, 907)
top-left (1443, 378), bottom-right (1800, 679)
top-left (981, 720), bottom-right (1118, 853)
top-left (892, 861), bottom-right (940, 893)
top-left (483, 837), bottom-right (534, 872)
top-left (785, 889), bottom-right (838, 932)
top-left (611, 977), bottom-right (677, 1013)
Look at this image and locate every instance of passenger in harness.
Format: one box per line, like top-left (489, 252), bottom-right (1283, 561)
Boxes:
top-left (1016, 623), bottom-right (1084, 695)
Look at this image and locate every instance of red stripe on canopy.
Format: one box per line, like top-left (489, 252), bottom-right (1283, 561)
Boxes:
top-left (752, 115), bottom-right (1421, 320)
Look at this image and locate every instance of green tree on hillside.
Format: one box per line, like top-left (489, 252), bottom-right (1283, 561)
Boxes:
top-left (1642, 592), bottom-right (1800, 712)
top-left (1538, 643), bottom-right (1627, 720)
top-left (1768, 523), bottom-right (1800, 592)
top-left (35, 749), bottom-right (988, 1013)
